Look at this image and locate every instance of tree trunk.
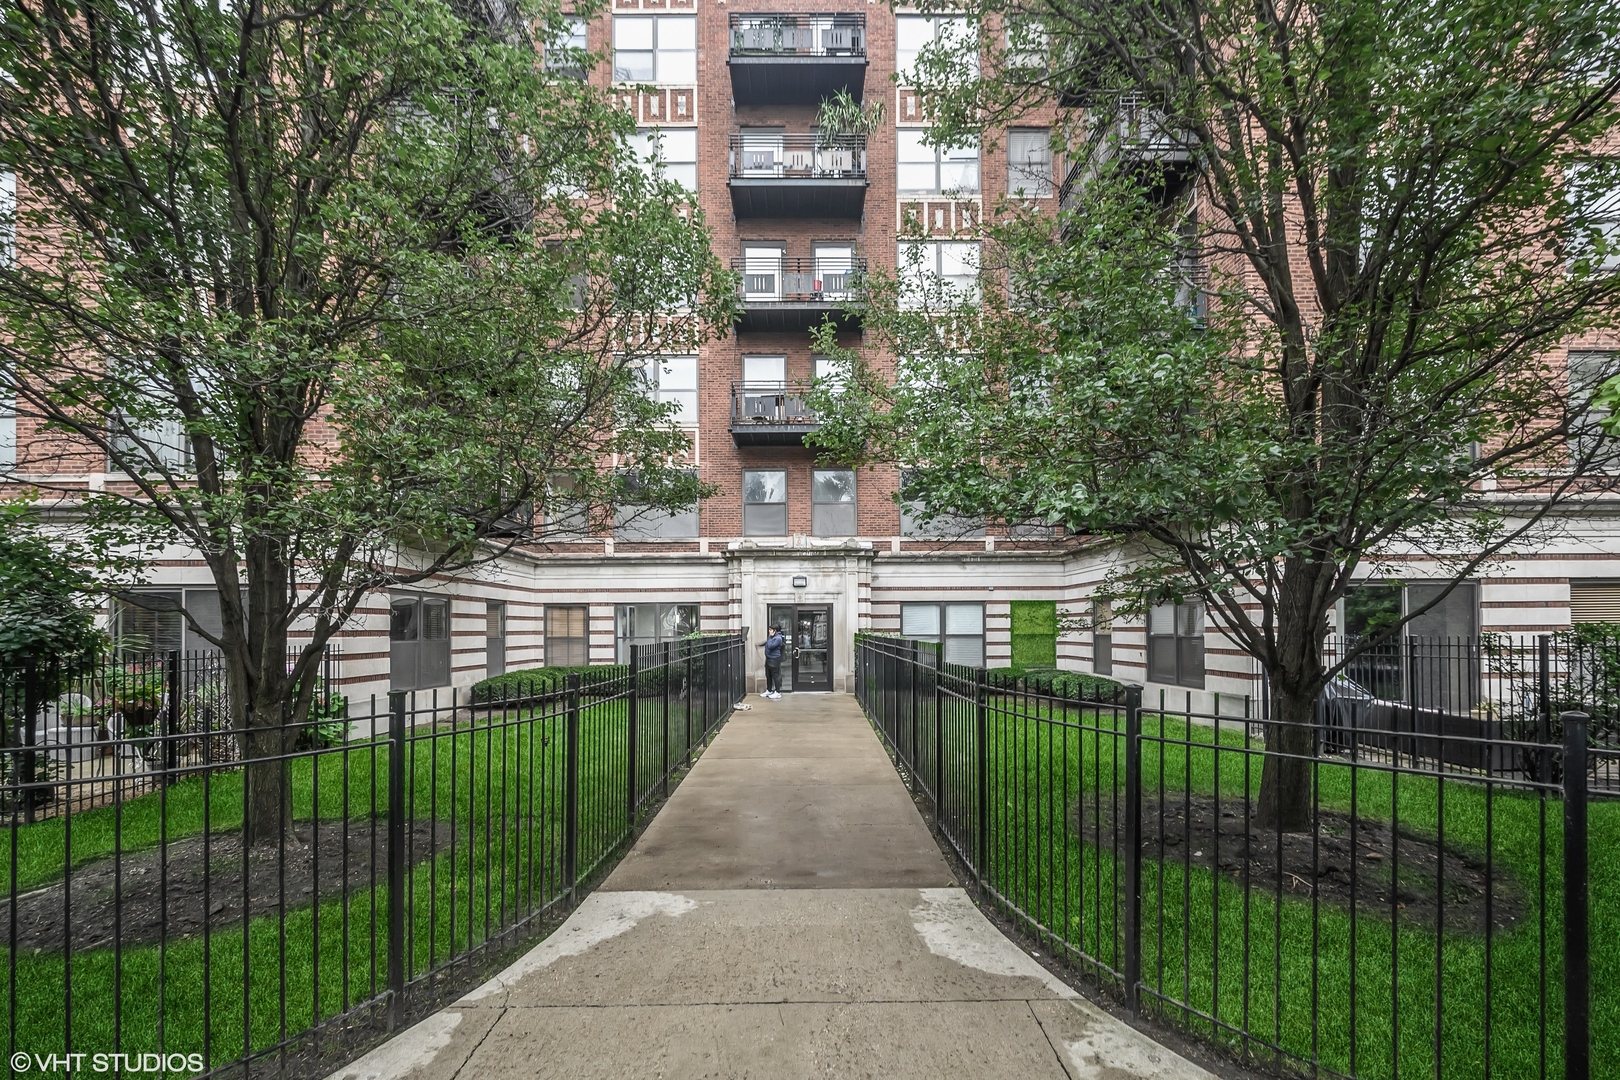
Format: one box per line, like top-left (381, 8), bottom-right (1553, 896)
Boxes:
top-left (1253, 555), bottom-right (1333, 833)
top-left (240, 704), bottom-right (293, 848)
top-left (234, 527), bottom-right (299, 848)
top-left (1254, 683), bottom-right (1318, 832)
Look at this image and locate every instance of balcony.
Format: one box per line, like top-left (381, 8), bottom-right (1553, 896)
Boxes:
top-left (728, 134), bottom-right (868, 219)
top-left (1059, 98), bottom-right (1198, 214)
top-left (728, 14), bottom-right (867, 105)
top-left (730, 382), bottom-right (819, 447)
top-left (732, 256), bottom-right (865, 334)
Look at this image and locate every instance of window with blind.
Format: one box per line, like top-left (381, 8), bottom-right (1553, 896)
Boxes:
top-left (1147, 600), bottom-right (1204, 688)
top-left (1092, 598), bottom-right (1113, 676)
top-left (391, 594), bottom-right (452, 692)
top-left (112, 588), bottom-right (241, 655)
top-left (1571, 582), bottom-right (1620, 623)
top-left (545, 606), bottom-right (589, 667)
top-left (901, 602), bottom-right (985, 667)
top-left (486, 601), bottom-right (506, 678)
top-left (1007, 129), bottom-right (1053, 198)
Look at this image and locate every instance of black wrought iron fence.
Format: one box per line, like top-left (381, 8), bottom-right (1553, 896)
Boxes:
top-left (0, 633), bottom-right (745, 1079)
top-left (0, 650), bottom-right (339, 823)
top-left (857, 633), bottom-right (1614, 1080)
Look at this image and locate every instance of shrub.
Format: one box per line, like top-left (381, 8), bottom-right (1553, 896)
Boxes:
top-left (470, 664), bottom-right (628, 705)
top-left (985, 666), bottom-right (1124, 702)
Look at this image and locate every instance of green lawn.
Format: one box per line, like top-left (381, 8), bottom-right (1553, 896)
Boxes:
top-left (1, 692), bottom-right (713, 1074)
top-left (922, 694), bottom-right (1616, 1079)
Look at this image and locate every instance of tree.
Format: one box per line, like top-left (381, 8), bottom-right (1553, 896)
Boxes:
top-left (0, 503), bottom-right (109, 675)
top-left (812, 0), bottom-right (1620, 828)
top-left (0, 0), bottom-right (735, 844)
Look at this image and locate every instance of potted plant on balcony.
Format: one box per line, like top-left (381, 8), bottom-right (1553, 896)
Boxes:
top-left (814, 90), bottom-right (882, 176)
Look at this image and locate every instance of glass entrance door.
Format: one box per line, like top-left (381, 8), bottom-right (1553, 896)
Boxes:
top-left (765, 604), bottom-right (833, 692)
top-left (793, 606), bottom-right (832, 690)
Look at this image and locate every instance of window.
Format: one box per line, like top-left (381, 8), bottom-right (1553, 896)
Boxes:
top-left (812, 469), bottom-right (856, 536)
top-left (1005, 18), bottom-right (1047, 72)
top-left (737, 127), bottom-right (785, 174)
top-left (0, 389), bottom-right (14, 470)
top-left (1404, 581), bottom-right (1479, 712)
top-left (1092, 599), bottom-right (1113, 676)
top-left (1568, 350), bottom-right (1617, 465)
top-left (741, 244), bottom-right (784, 300)
top-left (613, 15), bottom-right (696, 84)
top-left (896, 15), bottom-right (976, 81)
top-left (1571, 582), bottom-right (1620, 624)
top-left (814, 354), bottom-right (846, 393)
top-left (111, 588), bottom-right (236, 655)
top-left (899, 469), bottom-right (985, 537)
top-left (486, 601), bottom-right (506, 678)
top-left (543, 472), bottom-right (591, 537)
top-left (614, 603), bottom-right (698, 663)
top-left (545, 605), bottom-right (589, 667)
top-left (896, 129), bottom-right (980, 194)
top-left (902, 602), bottom-right (985, 667)
top-left (109, 401), bottom-right (189, 473)
top-left (743, 470), bottom-right (787, 535)
top-left (626, 127), bottom-right (698, 192)
top-left (1147, 600), bottom-right (1204, 688)
top-left (639, 355), bottom-right (698, 425)
top-left (615, 468), bottom-right (700, 539)
top-left (1404, 581), bottom-right (1478, 640)
top-left (1566, 159), bottom-right (1620, 273)
top-left (898, 240), bottom-right (980, 306)
top-left (391, 594), bottom-right (452, 692)
top-left (1007, 129), bottom-right (1053, 198)
top-left (743, 355), bottom-right (786, 386)
top-left (0, 170), bottom-right (14, 267)
top-left (813, 243), bottom-right (858, 298)
top-left (544, 17), bottom-right (589, 77)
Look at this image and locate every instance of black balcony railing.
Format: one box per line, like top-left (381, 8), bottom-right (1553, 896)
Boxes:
top-left (728, 13), bottom-right (865, 57)
top-left (729, 382), bottom-right (819, 445)
top-left (732, 256), bottom-right (866, 303)
top-left (731, 382), bottom-right (817, 424)
top-left (728, 133), bottom-right (867, 181)
top-left (728, 14), bottom-right (867, 105)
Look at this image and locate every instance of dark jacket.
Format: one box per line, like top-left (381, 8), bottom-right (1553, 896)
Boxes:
top-left (762, 631), bottom-right (785, 661)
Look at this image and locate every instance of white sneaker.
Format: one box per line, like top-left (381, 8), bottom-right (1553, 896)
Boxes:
top-left (768, 691), bottom-right (781, 699)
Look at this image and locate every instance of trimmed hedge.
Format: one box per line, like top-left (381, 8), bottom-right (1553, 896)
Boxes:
top-left (984, 666), bottom-right (1124, 703)
top-left (470, 664), bottom-right (627, 704)
top-left (471, 635), bottom-right (740, 705)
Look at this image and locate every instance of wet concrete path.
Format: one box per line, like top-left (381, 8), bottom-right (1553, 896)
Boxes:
top-left (332, 694), bottom-right (1214, 1080)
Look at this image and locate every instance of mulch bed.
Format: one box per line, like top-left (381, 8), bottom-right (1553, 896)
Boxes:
top-left (3, 819), bottom-right (455, 953)
top-left (1077, 794), bottom-right (1525, 933)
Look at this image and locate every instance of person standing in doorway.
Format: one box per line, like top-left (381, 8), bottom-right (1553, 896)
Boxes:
top-left (760, 624), bottom-right (785, 700)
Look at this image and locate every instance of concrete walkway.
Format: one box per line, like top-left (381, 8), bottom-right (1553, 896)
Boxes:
top-left (333, 694), bottom-right (1215, 1080)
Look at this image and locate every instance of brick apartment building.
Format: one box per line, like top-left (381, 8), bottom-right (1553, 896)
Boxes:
top-left (4, 2), bottom-right (1619, 710)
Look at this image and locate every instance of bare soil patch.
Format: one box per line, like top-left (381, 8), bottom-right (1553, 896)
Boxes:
top-left (4, 819), bottom-right (455, 953)
top-left (1080, 794), bottom-right (1525, 933)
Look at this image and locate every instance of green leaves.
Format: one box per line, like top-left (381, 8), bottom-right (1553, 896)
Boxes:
top-left (0, 0), bottom-right (733, 729)
top-left (817, 0), bottom-right (1620, 695)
